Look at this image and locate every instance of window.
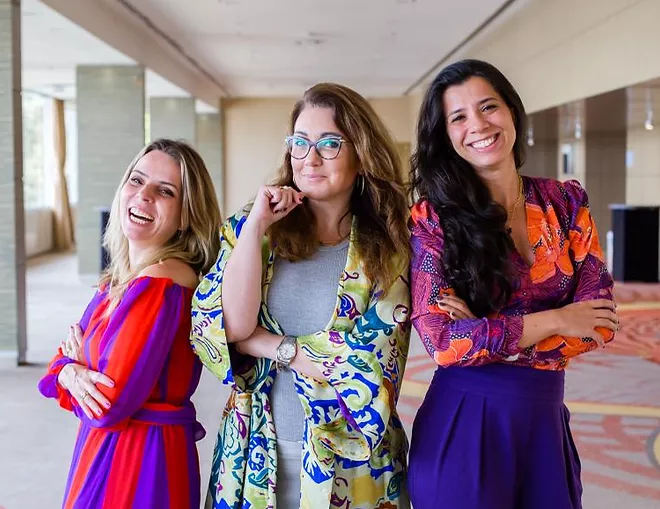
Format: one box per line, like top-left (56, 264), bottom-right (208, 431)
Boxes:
top-left (64, 100), bottom-right (78, 204)
top-left (22, 91), bottom-right (46, 208)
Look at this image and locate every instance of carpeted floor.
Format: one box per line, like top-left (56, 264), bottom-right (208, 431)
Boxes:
top-left (400, 281), bottom-right (660, 506)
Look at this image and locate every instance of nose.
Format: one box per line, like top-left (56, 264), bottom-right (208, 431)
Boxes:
top-left (136, 185), bottom-right (155, 202)
top-left (468, 111), bottom-right (489, 133)
top-left (304, 145), bottom-right (322, 166)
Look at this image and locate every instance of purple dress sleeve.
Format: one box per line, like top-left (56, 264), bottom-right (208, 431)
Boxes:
top-left (38, 289), bottom-right (107, 408)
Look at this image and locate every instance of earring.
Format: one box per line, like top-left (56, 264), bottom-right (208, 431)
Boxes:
top-left (358, 174), bottom-right (365, 196)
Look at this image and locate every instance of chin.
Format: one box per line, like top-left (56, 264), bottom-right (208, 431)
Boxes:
top-left (470, 155), bottom-right (508, 171)
top-left (298, 186), bottom-right (330, 200)
top-left (122, 230), bottom-right (149, 244)
top-left (121, 222), bottom-right (150, 243)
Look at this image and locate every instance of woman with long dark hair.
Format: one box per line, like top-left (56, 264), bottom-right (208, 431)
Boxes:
top-left (407, 59), bottom-right (618, 509)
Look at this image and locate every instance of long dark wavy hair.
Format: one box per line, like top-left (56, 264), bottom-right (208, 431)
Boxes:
top-left (410, 59), bottom-right (528, 317)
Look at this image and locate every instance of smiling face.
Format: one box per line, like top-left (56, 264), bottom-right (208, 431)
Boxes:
top-left (443, 76), bottom-right (517, 173)
top-left (119, 150), bottom-right (183, 251)
top-left (290, 105), bottom-right (359, 204)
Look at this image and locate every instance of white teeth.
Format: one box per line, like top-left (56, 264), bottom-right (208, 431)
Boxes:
top-left (471, 135), bottom-right (497, 149)
top-left (129, 207), bottom-right (154, 224)
top-left (130, 215), bottom-right (149, 225)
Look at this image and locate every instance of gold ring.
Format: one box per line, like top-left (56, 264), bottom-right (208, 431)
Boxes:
top-left (81, 392), bottom-right (90, 402)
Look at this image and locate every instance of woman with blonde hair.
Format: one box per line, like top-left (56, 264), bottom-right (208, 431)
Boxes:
top-left (39, 138), bottom-right (222, 509)
top-left (192, 83), bottom-right (411, 508)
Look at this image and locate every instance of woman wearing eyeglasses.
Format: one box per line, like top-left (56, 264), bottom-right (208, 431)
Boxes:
top-left (191, 83), bottom-right (411, 509)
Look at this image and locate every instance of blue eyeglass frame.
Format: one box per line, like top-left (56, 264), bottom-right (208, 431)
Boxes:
top-left (285, 135), bottom-right (350, 160)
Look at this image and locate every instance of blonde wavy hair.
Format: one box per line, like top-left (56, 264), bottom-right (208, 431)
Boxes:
top-left (268, 83), bottom-right (410, 289)
top-left (100, 138), bottom-right (222, 299)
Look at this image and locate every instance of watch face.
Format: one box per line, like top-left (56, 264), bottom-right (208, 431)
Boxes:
top-left (279, 342), bottom-right (296, 360)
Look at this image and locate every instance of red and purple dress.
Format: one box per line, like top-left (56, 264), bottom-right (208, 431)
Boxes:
top-left (407, 177), bottom-right (615, 509)
top-left (39, 276), bottom-right (204, 509)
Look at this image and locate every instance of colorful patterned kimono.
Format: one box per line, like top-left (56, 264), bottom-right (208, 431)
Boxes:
top-left (191, 211), bottom-right (411, 509)
top-left (409, 176), bottom-right (615, 370)
top-left (39, 277), bottom-right (204, 509)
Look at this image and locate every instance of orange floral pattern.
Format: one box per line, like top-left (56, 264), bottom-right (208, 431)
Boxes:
top-left (526, 203), bottom-right (574, 284)
top-left (410, 177), bottom-right (615, 371)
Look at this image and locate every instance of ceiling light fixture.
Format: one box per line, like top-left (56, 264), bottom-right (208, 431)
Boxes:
top-left (645, 111), bottom-right (654, 131)
top-left (645, 88), bottom-right (654, 131)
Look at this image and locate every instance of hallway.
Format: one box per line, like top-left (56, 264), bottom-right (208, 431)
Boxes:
top-left (0, 253), bottom-right (658, 508)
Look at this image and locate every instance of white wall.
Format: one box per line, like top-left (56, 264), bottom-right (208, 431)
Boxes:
top-left (25, 208), bottom-right (54, 257)
top-left (626, 127), bottom-right (660, 205)
top-left (425, 0), bottom-right (660, 114)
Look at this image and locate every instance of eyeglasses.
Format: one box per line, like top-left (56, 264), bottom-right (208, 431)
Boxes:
top-left (285, 135), bottom-right (349, 160)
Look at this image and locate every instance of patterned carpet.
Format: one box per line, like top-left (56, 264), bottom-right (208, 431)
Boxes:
top-left (400, 282), bottom-right (660, 505)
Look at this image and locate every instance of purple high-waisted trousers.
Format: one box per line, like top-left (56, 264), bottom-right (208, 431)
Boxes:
top-left (407, 363), bottom-right (582, 509)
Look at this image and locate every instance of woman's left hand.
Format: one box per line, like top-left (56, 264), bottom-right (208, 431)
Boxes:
top-left (58, 363), bottom-right (114, 418)
top-left (60, 324), bottom-right (85, 362)
top-left (437, 294), bottom-right (476, 320)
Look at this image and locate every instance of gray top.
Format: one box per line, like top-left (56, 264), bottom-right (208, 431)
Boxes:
top-left (267, 239), bottom-right (349, 441)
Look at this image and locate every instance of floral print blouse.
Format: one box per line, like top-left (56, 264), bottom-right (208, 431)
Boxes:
top-left (410, 176), bottom-right (615, 371)
top-left (191, 211), bottom-right (411, 509)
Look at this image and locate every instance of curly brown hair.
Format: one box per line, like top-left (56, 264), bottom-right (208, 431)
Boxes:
top-left (268, 83), bottom-right (410, 289)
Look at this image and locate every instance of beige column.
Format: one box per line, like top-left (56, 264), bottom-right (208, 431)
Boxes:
top-left (583, 89), bottom-right (627, 238)
top-left (0, 0), bottom-right (26, 361)
top-left (523, 108), bottom-right (558, 179)
top-left (196, 105), bottom-right (224, 213)
top-left (149, 97), bottom-right (196, 142)
top-left (76, 65), bottom-right (145, 277)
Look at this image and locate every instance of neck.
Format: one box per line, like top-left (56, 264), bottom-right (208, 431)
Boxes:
top-left (308, 198), bottom-right (352, 243)
top-left (475, 158), bottom-right (519, 211)
top-left (128, 242), bottom-right (157, 271)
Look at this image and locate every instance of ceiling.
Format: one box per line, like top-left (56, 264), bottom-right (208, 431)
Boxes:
top-left (22, 0), bottom-right (513, 103)
top-left (22, 0), bottom-right (132, 98)
top-left (120, 0), bottom-right (511, 97)
top-left (21, 0), bottom-right (660, 122)
top-left (21, 0), bottom-right (213, 111)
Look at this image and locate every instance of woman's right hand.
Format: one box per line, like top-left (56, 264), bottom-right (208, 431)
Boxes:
top-left (247, 185), bottom-right (304, 231)
top-left (554, 299), bottom-right (618, 346)
top-left (57, 363), bottom-right (114, 419)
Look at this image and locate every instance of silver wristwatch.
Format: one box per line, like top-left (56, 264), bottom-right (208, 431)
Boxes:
top-left (276, 335), bottom-right (297, 370)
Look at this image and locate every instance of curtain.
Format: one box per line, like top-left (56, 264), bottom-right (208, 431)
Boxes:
top-left (52, 98), bottom-right (75, 251)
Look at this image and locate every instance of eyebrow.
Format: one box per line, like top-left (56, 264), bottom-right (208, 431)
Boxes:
top-left (448, 97), bottom-right (499, 117)
top-left (293, 130), bottom-right (344, 139)
top-left (133, 169), bottom-right (179, 191)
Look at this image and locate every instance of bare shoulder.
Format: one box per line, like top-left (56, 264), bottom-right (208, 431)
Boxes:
top-left (138, 259), bottom-right (199, 289)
